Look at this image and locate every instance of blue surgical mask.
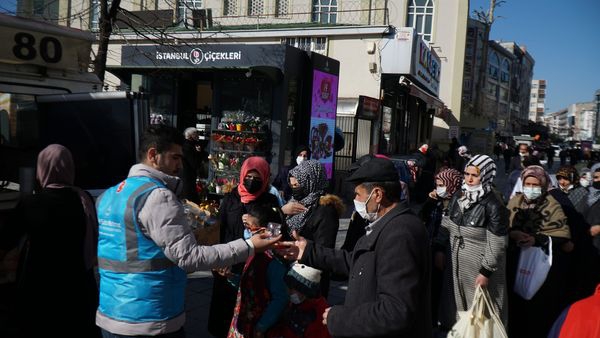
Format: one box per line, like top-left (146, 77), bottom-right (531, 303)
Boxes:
top-left (523, 186), bottom-right (542, 201)
top-left (243, 228), bottom-right (252, 240)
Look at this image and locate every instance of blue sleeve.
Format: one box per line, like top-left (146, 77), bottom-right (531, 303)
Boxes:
top-left (547, 305), bottom-right (570, 338)
top-left (269, 185), bottom-right (285, 207)
top-left (256, 259), bottom-right (289, 332)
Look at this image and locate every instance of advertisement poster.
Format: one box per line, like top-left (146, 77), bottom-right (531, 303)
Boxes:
top-left (309, 69), bottom-right (339, 178)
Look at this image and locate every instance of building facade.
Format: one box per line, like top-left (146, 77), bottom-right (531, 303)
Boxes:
top-left (529, 79), bottom-right (546, 122)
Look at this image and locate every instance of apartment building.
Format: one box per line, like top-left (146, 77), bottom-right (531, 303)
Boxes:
top-left (529, 79), bottom-right (546, 122)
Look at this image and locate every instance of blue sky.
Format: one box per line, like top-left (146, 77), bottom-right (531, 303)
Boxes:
top-left (470, 0), bottom-right (600, 113)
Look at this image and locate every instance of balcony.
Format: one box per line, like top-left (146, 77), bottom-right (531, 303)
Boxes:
top-left (113, 2), bottom-right (389, 32)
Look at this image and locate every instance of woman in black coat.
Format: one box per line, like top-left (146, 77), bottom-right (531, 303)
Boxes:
top-left (0, 144), bottom-right (100, 337)
top-left (207, 156), bottom-right (284, 338)
top-left (285, 159), bottom-right (344, 297)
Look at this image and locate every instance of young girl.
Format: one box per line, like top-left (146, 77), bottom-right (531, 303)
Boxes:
top-left (228, 205), bottom-right (289, 338)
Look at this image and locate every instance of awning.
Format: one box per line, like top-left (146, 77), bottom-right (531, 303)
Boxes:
top-left (409, 84), bottom-right (444, 110)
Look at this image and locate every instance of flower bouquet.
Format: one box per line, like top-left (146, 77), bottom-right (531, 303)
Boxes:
top-left (244, 136), bottom-right (261, 152)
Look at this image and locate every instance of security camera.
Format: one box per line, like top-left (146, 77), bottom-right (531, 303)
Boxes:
top-left (399, 75), bottom-right (405, 84)
top-left (398, 76), bottom-right (411, 86)
top-left (245, 69), bottom-right (252, 78)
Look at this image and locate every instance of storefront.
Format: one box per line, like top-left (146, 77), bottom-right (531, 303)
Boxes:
top-left (379, 27), bottom-right (444, 154)
top-left (109, 44), bottom-right (339, 195)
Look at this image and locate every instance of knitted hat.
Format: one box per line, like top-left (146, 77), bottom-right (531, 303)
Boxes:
top-left (284, 264), bottom-right (322, 298)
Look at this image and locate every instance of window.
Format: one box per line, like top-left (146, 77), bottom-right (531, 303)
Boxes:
top-left (500, 59), bottom-right (510, 83)
top-left (223, 0), bottom-right (237, 16)
top-left (407, 0), bottom-right (435, 42)
top-left (283, 37), bottom-right (328, 55)
top-left (488, 51), bottom-right (499, 80)
top-left (312, 0), bottom-right (338, 24)
top-left (275, 0), bottom-right (289, 17)
top-left (178, 0), bottom-right (203, 22)
top-left (248, 0), bottom-right (264, 16)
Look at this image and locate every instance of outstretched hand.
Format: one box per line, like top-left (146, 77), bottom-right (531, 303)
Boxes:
top-left (274, 230), bottom-right (307, 261)
top-left (250, 231), bottom-right (282, 253)
top-left (281, 201), bottom-right (307, 215)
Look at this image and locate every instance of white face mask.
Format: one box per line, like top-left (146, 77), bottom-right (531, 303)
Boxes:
top-left (519, 152), bottom-right (528, 158)
top-left (296, 156), bottom-right (306, 166)
top-left (464, 183), bottom-right (482, 192)
top-left (436, 186), bottom-right (448, 199)
top-left (580, 178), bottom-right (590, 188)
top-left (523, 186), bottom-right (542, 201)
top-left (354, 189), bottom-right (380, 222)
top-left (289, 293), bottom-right (305, 304)
top-left (561, 184), bottom-right (573, 193)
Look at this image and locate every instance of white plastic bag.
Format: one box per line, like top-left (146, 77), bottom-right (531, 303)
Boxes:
top-left (448, 285), bottom-right (508, 338)
top-left (513, 237), bottom-right (552, 300)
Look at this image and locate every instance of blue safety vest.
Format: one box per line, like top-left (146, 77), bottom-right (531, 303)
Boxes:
top-left (96, 176), bottom-right (187, 322)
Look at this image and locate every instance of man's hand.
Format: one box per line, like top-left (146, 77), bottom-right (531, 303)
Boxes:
top-left (322, 307), bottom-right (331, 326)
top-left (475, 274), bottom-right (489, 287)
top-left (590, 225), bottom-right (600, 237)
top-left (274, 230), bottom-right (306, 261)
top-left (214, 266), bottom-right (233, 278)
top-left (250, 232), bottom-right (282, 253)
top-left (281, 201), bottom-right (307, 215)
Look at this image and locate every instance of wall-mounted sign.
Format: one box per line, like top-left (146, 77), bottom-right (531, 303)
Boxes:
top-left (356, 95), bottom-right (381, 120)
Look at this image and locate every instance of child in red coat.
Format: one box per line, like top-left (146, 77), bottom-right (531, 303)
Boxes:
top-left (268, 264), bottom-right (331, 338)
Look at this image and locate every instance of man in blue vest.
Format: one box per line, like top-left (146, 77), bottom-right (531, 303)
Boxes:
top-left (95, 125), bottom-right (281, 337)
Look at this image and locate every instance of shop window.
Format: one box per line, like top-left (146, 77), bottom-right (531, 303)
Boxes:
top-left (406, 0), bottom-right (435, 42)
top-left (275, 0), bottom-right (289, 17)
top-left (248, 0), bottom-right (264, 16)
top-left (312, 0), bottom-right (338, 24)
top-left (223, 0), bottom-right (237, 16)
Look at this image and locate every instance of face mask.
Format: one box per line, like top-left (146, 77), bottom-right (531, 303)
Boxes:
top-left (296, 156), bottom-right (306, 166)
top-left (353, 189), bottom-right (380, 222)
top-left (561, 184), bottom-right (573, 193)
top-left (436, 186), bottom-right (448, 199)
top-left (291, 186), bottom-right (306, 201)
top-left (289, 293), bottom-right (305, 304)
top-left (593, 181), bottom-right (600, 190)
top-left (244, 178), bottom-right (262, 194)
top-left (243, 228), bottom-right (252, 240)
top-left (523, 186), bottom-right (542, 201)
top-left (464, 184), bottom-right (482, 192)
top-left (519, 152), bottom-right (528, 158)
top-left (580, 178), bottom-right (590, 188)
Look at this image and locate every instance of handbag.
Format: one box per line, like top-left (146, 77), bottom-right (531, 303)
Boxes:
top-left (513, 237), bottom-right (552, 300)
top-left (448, 285), bottom-right (508, 338)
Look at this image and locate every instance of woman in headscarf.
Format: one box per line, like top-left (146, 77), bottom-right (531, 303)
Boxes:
top-left (421, 167), bottom-right (462, 332)
top-left (443, 154), bottom-right (509, 329)
top-left (553, 165), bottom-right (589, 214)
top-left (584, 163), bottom-right (600, 286)
top-left (208, 157), bottom-right (285, 338)
top-left (272, 146), bottom-right (309, 201)
top-left (0, 144), bottom-right (100, 337)
top-left (286, 159), bottom-right (344, 297)
top-left (506, 165), bottom-right (572, 338)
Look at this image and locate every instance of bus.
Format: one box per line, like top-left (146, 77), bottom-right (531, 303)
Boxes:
top-left (0, 13), bottom-right (148, 209)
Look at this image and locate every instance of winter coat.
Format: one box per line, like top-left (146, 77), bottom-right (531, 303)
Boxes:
top-left (298, 194), bottom-right (343, 297)
top-left (300, 201), bottom-right (432, 338)
top-left (547, 284), bottom-right (600, 338)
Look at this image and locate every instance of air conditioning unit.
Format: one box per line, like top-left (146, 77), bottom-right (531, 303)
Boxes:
top-left (191, 9), bottom-right (213, 30)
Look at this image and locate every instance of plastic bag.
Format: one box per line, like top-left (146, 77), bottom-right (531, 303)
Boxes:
top-left (448, 285), bottom-right (508, 338)
top-left (514, 237), bottom-right (552, 300)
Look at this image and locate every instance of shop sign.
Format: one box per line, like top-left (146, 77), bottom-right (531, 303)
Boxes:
top-left (414, 39), bottom-right (441, 95)
top-left (356, 95), bottom-right (381, 120)
top-left (380, 27), bottom-right (441, 96)
top-left (122, 44), bottom-right (286, 70)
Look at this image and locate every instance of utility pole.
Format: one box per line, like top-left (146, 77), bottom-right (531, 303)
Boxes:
top-left (595, 89), bottom-right (600, 143)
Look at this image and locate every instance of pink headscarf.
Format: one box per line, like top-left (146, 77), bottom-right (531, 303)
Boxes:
top-left (237, 156), bottom-right (270, 204)
top-left (37, 144), bottom-right (98, 270)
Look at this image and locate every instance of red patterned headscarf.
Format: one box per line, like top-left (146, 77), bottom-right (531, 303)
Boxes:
top-left (237, 156), bottom-right (270, 203)
top-left (435, 168), bottom-right (462, 197)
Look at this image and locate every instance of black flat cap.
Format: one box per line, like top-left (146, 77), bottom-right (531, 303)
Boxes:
top-left (347, 158), bottom-right (399, 183)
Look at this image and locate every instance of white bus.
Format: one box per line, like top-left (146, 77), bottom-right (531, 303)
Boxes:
top-left (0, 13), bottom-right (148, 208)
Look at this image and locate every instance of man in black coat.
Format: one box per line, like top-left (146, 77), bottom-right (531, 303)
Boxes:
top-left (278, 158), bottom-right (432, 338)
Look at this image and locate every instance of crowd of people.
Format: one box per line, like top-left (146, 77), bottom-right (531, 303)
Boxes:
top-left (1, 125), bottom-right (599, 338)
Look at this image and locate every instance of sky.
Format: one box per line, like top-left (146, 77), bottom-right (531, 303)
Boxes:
top-left (470, 0), bottom-right (600, 113)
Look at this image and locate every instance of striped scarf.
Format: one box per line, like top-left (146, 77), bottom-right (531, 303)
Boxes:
top-left (588, 163), bottom-right (600, 207)
top-left (457, 154), bottom-right (496, 211)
